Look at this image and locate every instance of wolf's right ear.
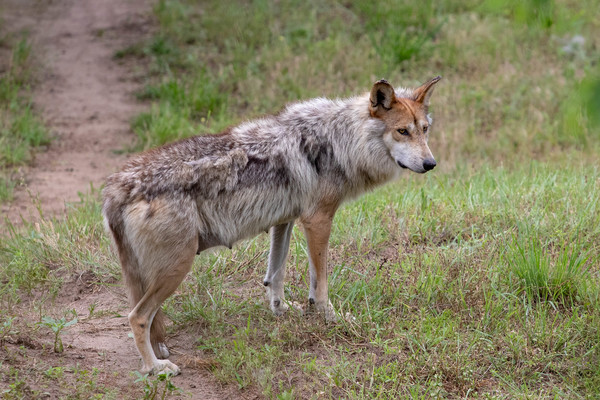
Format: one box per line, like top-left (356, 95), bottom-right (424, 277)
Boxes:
top-left (369, 79), bottom-right (396, 114)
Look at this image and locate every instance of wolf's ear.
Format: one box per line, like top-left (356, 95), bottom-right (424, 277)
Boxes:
top-left (412, 76), bottom-right (442, 107)
top-left (369, 79), bottom-right (396, 113)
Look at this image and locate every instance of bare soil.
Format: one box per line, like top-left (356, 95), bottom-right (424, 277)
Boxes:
top-left (2, 270), bottom-right (256, 399)
top-left (0, 0), bottom-right (143, 228)
top-left (0, 0), bottom-right (257, 398)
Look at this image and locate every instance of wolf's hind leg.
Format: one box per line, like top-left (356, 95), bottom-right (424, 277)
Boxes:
top-left (128, 244), bottom-right (196, 375)
top-left (264, 221), bottom-right (294, 315)
top-left (151, 309), bottom-right (169, 359)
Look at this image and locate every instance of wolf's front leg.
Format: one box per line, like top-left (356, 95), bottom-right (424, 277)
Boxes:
top-left (301, 208), bottom-right (338, 322)
top-left (264, 221), bottom-right (295, 315)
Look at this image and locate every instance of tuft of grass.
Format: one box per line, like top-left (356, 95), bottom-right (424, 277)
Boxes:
top-left (351, 0), bottom-right (449, 65)
top-left (480, 0), bottom-right (556, 29)
top-left (561, 73), bottom-right (600, 146)
top-left (506, 233), bottom-right (593, 305)
top-left (132, 70), bottom-right (229, 148)
top-left (0, 189), bottom-right (117, 311)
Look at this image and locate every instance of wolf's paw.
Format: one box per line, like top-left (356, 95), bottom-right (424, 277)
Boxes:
top-left (270, 297), bottom-right (289, 316)
top-left (153, 342), bottom-right (170, 359)
top-left (308, 299), bottom-right (338, 322)
top-left (308, 300), bottom-right (355, 323)
top-left (322, 302), bottom-right (339, 323)
top-left (142, 360), bottom-right (180, 376)
top-left (265, 286), bottom-right (300, 316)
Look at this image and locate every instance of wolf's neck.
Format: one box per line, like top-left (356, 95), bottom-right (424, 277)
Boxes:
top-left (281, 95), bottom-right (399, 195)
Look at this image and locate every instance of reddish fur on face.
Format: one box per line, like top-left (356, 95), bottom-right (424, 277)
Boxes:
top-left (372, 98), bottom-right (428, 141)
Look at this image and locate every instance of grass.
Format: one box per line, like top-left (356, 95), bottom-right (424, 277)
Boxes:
top-left (3, 0), bottom-right (600, 398)
top-left (0, 35), bottom-right (50, 201)
top-left (506, 232), bottom-right (593, 305)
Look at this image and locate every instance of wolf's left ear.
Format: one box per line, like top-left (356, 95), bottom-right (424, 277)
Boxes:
top-left (369, 79), bottom-right (396, 113)
top-left (413, 76), bottom-right (442, 107)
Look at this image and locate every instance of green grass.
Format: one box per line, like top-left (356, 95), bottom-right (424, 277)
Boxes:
top-left (506, 233), bottom-right (593, 305)
top-left (0, 36), bottom-right (50, 201)
top-left (3, 0), bottom-right (600, 398)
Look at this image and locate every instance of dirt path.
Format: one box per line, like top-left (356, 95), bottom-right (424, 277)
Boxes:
top-left (0, 1), bottom-right (255, 398)
top-left (1, 0), bottom-right (143, 228)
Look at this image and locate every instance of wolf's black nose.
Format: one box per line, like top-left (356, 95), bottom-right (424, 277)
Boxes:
top-left (423, 159), bottom-right (437, 171)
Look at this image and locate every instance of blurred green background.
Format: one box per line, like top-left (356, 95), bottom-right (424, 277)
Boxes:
top-left (127, 0), bottom-right (599, 170)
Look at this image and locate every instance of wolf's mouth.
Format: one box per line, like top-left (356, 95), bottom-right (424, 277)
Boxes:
top-left (397, 160), bottom-right (408, 169)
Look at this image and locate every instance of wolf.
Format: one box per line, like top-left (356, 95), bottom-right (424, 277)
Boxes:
top-left (102, 76), bottom-right (441, 375)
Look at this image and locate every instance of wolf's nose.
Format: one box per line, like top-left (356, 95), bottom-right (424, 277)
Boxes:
top-left (423, 159), bottom-right (437, 171)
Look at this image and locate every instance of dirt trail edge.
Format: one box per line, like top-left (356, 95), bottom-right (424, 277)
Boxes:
top-left (1, 0), bottom-right (143, 228)
top-left (1, 0), bottom-right (254, 398)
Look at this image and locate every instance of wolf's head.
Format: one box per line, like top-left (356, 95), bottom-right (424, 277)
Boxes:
top-left (369, 77), bottom-right (441, 174)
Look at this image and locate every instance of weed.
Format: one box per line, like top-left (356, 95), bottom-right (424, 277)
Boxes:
top-left (39, 313), bottom-right (78, 353)
top-left (1, 368), bottom-right (34, 399)
top-left (134, 371), bottom-right (182, 399)
top-left (0, 316), bottom-right (16, 344)
top-left (87, 302), bottom-right (97, 319)
top-left (277, 388), bottom-right (295, 400)
top-left (44, 366), bottom-right (64, 380)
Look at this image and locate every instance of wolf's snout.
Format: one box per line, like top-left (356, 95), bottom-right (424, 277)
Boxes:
top-left (423, 158), bottom-right (437, 171)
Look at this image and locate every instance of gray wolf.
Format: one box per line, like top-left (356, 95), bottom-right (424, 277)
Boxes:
top-left (102, 77), bottom-right (441, 375)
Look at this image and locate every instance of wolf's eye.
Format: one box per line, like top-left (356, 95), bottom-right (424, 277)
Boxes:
top-left (397, 129), bottom-right (409, 136)
top-left (423, 126), bottom-right (429, 133)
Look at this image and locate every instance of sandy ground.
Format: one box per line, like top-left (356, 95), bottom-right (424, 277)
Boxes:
top-left (0, 0), bottom-right (142, 228)
top-left (0, 0), bottom-right (257, 398)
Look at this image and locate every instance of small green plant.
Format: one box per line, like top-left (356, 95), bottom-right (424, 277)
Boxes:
top-left (277, 388), bottom-right (295, 400)
top-left (39, 314), bottom-right (78, 353)
top-left (0, 316), bottom-right (16, 344)
top-left (134, 371), bottom-right (181, 399)
top-left (44, 366), bottom-right (64, 380)
top-left (87, 302), bottom-right (97, 319)
top-left (1, 368), bottom-right (31, 399)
